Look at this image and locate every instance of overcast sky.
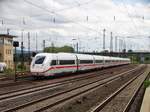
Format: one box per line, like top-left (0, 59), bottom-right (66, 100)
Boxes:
top-left (0, 0), bottom-right (150, 52)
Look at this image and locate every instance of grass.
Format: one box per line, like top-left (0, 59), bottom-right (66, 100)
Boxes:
top-left (144, 80), bottom-right (150, 88)
top-left (3, 68), bottom-right (15, 79)
top-left (3, 64), bottom-right (30, 79)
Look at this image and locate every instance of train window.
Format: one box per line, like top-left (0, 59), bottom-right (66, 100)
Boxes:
top-left (105, 60), bottom-right (110, 63)
top-left (59, 60), bottom-right (75, 65)
top-left (51, 60), bottom-right (57, 65)
top-left (35, 56), bottom-right (45, 64)
top-left (95, 60), bottom-right (103, 63)
top-left (80, 60), bottom-right (93, 64)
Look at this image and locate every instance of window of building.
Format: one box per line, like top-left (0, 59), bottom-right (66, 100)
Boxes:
top-left (0, 53), bottom-right (2, 61)
top-left (8, 60), bottom-right (10, 66)
top-left (5, 49), bottom-right (12, 55)
top-left (59, 60), bottom-right (75, 65)
top-left (4, 39), bottom-right (13, 45)
top-left (0, 38), bottom-right (4, 45)
top-left (8, 50), bottom-right (11, 54)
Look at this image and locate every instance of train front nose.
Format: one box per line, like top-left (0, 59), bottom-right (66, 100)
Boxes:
top-left (30, 55), bottom-right (48, 73)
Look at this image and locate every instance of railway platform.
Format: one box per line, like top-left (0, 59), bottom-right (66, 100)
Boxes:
top-left (140, 80), bottom-right (150, 112)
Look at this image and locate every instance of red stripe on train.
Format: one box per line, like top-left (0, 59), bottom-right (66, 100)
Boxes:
top-left (41, 64), bottom-right (97, 73)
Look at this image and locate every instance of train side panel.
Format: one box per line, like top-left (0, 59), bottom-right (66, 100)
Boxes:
top-left (30, 53), bottom-right (131, 77)
top-left (76, 54), bottom-right (95, 71)
top-left (56, 53), bottom-right (77, 74)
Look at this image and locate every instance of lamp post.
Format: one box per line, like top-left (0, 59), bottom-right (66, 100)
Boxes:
top-left (21, 30), bottom-right (24, 71)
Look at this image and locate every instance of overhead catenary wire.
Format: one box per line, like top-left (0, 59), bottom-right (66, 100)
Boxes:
top-left (56, 0), bottom-right (97, 12)
top-left (114, 1), bottom-right (149, 51)
top-left (23, 0), bottom-right (101, 34)
top-left (0, 0), bottom-right (149, 52)
top-left (23, 0), bottom-right (105, 52)
top-left (121, 0), bottom-right (141, 35)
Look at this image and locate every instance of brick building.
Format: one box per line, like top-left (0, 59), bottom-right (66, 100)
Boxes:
top-left (0, 34), bottom-right (16, 69)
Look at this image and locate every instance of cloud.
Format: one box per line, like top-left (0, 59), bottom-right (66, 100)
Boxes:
top-left (0, 0), bottom-right (149, 51)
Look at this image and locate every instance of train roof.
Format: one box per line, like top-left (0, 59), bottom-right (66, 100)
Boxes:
top-left (35, 53), bottom-right (56, 57)
top-left (93, 55), bottom-right (104, 60)
top-left (76, 53), bottom-right (94, 60)
top-left (57, 53), bottom-right (77, 60)
top-left (35, 53), bottom-right (130, 61)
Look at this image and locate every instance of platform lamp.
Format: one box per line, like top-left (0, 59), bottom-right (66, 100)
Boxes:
top-left (13, 41), bottom-right (19, 82)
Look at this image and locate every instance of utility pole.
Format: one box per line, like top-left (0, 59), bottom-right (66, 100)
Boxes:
top-left (103, 29), bottom-right (106, 51)
top-left (21, 30), bottom-right (24, 70)
top-left (110, 32), bottom-right (113, 52)
top-left (118, 39), bottom-right (122, 57)
top-left (149, 36), bottom-right (150, 52)
top-left (76, 42), bottom-right (79, 53)
top-left (120, 39), bottom-right (123, 53)
top-left (72, 38), bottom-right (78, 53)
top-left (36, 32), bottom-right (38, 53)
top-left (121, 40), bottom-right (123, 52)
top-left (28, 32), bottom-right (31, 65)
top-left (7, 28), bottom-right (10, 35)
top-left (78, 37), bottom-right (81, 52)
top-left (1, 19), bottom-right (4, 26)
top-left (119, 39), bottom-right (121, 52)
top-left (51, 42), bottom-right (54, 53)
top-left (13, 41), bottom-right (19, 82)
top-left (43, 40), bottom-right (46, 52)
top-left (123, 39), bottom-right (126, 52)
top-left (115, 36), bottom-right (117, 52)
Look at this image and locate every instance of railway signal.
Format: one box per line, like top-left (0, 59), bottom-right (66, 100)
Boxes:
top-left (13, 41), bottom-right (19, 82)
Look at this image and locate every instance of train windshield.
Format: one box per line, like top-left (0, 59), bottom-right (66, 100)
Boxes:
top-left (35, 56), bottom-right (46, 64)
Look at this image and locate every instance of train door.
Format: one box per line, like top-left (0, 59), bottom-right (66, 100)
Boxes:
top-left (75, 54), bottom-right (79, 72)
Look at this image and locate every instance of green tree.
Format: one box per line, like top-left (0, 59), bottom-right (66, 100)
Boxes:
top-left (44, 45), bottom-right (74, 53)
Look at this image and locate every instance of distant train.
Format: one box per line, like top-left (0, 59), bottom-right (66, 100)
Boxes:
top-left (30, 53), bottom-right (130, 77)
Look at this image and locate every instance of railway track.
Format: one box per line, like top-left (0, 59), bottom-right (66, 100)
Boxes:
top-left (0, 65), bottom-right (137, 102)
top-left (0, 65), bottom-right (136, 98)
top-left (0, 64), bottom-right (133, 84)
top-left (0, 64), bottom-right (135, 95)
top-left (0, 65), bottom-right (144, 112)
top-left (0, 71), bottom-right (30, 80)
top-left (34, 65), bottom-right (147, 112)
top-left (90, 65), bottom-right (149, 112)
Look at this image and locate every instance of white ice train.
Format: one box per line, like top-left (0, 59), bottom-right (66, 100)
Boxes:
top-left (30, 53), bottom-right (130, 77)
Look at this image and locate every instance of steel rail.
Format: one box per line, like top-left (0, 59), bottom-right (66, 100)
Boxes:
top-left (89, 66), bottom-right (147, 112)
top-left (0, 65), bottom-right (134, 100)
top-left (2, 65), bottom-right (144, 112)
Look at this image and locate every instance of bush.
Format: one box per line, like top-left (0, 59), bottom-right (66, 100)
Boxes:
top-left (4, 68), bottom-right (14, 74)
top-left (17, 64), bottom-right (26, 71)
top-left (144, 80), bottom-right (150, 88)
top-left (4, 68), bottom-right (15, 78)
